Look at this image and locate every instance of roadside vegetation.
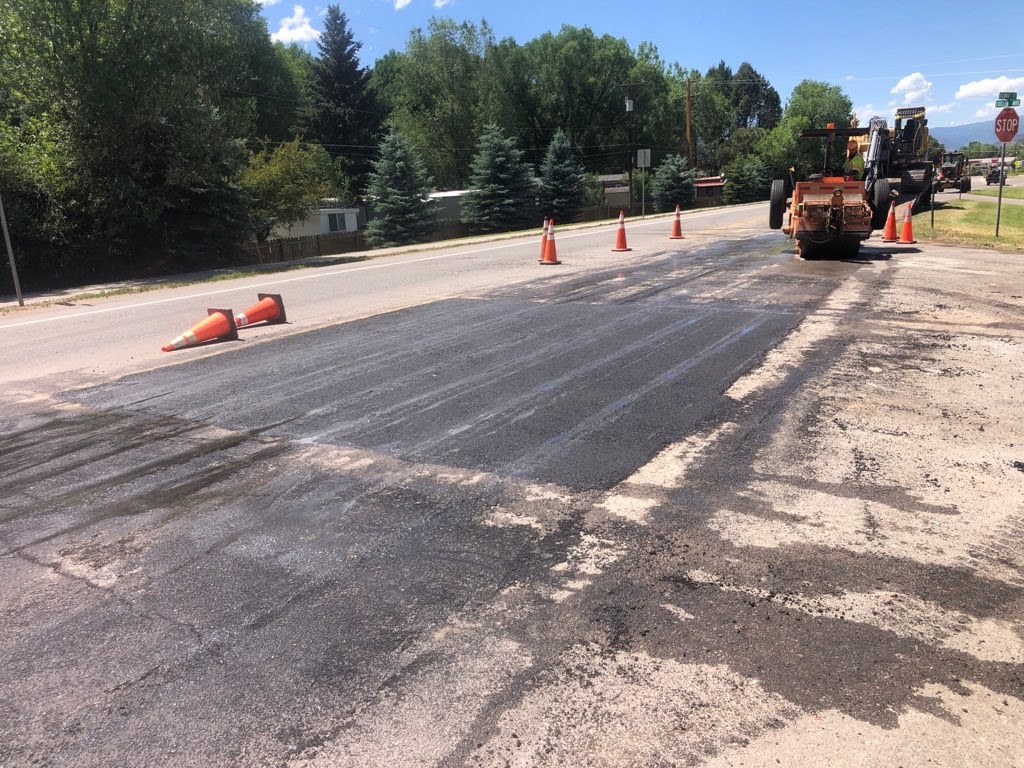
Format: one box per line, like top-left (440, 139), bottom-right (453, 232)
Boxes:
top-left (2, 1), bottom-right (1022, 296)
top-left (968, 186), bottom-right (1024, 200)
top-left (914, 200), bottom-right (1024, 252)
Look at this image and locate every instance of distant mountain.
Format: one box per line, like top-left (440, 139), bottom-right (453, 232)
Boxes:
top-left (930, 121), bottom-right (997, 150)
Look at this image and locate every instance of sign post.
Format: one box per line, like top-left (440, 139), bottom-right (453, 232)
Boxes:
top-left (0, 188), bottom-right (23, 307)
top-left (993, 102), bottom-right (1019, 237)
top-left (637, 149), bottom-right (651, 218)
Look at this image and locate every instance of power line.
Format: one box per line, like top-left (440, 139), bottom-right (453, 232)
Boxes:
top-left (843, 68), bottom-right (1024, 82)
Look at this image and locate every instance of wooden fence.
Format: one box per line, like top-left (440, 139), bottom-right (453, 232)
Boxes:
top-left (241, 231), bottom-right (366, 263)
top-left (241, 220), bottom-right (477, 264)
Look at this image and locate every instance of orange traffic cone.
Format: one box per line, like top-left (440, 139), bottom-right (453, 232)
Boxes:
top-left (540, 217), bottom-right (549, 260)
top-left (897, 205), bottom-right (916, 244)
top-left (881, 202), bottom-right (898, 242)
top-left (540, 220), bottom-right (561, 265)
top-left (669, 205), bottom-right (684, 239)
top-left (611, 210), bottom-right (631, 252)
top-left (234, 293), bottom-right (287, 328)
top-left (161, 308), bottom-right (238, 352)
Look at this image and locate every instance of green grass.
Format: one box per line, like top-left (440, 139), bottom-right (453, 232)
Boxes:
top-left (968, 185), bottom-right (1024, 200)
top-left (914, 199), bottom-right (1024, 251)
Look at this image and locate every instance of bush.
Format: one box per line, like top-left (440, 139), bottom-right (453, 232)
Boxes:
top-left (650, 154), bottom-right (696, 212)
top-left (723, 156), bottom-right (769, 204)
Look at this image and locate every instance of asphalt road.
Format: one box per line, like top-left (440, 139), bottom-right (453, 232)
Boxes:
top-left (2, 207), bottom-right (1023, 767)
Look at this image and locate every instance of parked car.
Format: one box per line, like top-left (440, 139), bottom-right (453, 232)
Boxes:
top-left (986, 167), bottom-right (1007, 185)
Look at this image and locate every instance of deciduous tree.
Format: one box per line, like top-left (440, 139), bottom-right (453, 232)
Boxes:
top-left (241, 139), bottom-right (331, 242)
top-left (3, 0), bottom-right (268, 281)
top-left (372, 19), bottom-right (491, 189)
top-left (758, 80), bottom-right (853, 181)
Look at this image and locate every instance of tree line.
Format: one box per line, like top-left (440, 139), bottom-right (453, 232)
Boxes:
top-left (2, 0), bottom-right (862, 291)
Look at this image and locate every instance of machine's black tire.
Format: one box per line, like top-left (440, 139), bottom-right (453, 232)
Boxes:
top-left (796, 240), bottom-right (820, 260)
top-left (962, 178), bottom-right (972, 193)
top-left (871, 178), bottom-right (891, 230)
top-left (842, 238), bottom-right (862, 260)
top-left (769, 179), bottom-right (786, 230)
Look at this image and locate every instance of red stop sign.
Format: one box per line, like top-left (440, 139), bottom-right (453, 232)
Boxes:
top-left (994, 107), bottom-right (1019, 143)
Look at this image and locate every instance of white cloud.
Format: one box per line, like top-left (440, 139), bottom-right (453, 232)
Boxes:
top-left (975, 105), bottom-right (999, 119)
top-left (844, 75), bottom-right (855, 81)
top-left (928, 103), bottom-right (955, 114)
top-left (956, 76), bottom-right (1024, 100)
top-left (434, 0), bottom-right (453, 6)
top-left (271, 5), bottom-right (319, 43)
top-left (891, 72), bottom-right (932, 104)
top-left (852, 104), bottom-right (876, 123)
top-left (394, 0), bottom-right (412, 8)
top-left (257, 0), bottom-right (282, 5)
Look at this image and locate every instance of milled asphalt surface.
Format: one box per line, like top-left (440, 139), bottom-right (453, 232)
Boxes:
top-left (2, 212), bottom-right (1023, 766)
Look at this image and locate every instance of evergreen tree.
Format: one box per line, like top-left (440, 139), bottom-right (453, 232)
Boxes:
top-left (538, 129), bottom-right (585, 222)
top-left (733, 63), bottom-right (781, 130)
top-left (461, 124), bottom-right (536, 233)
top-left (364, 131), bottom-right (437, 248)
top-left (723, 156), bottom-right (769, 205)
top-left (650, 154), bottom-right (696, 212)
top-left (304, 5), bottom-right (380, 188)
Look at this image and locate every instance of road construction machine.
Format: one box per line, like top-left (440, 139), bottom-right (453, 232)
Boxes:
top-left (768, 125), bottom-right (890, 259)
top-left (861, 107), bottom-right (935, 212)
top-left (936, 151), bottom-right (972, 192)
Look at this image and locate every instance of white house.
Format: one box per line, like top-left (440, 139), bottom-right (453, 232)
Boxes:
top-left (272, 199), bottom-right (363, 239)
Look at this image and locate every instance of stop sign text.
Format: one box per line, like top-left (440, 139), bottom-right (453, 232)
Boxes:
top-left (994, 107), bottom-right (1019, 143)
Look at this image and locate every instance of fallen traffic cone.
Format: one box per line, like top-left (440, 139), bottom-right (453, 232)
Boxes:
top-left (540, 217), bottom-right (549, 260)
top-left (669, 205), bottom-right (684, 239)
top-left (161, 308), bottom-right (238, 352)
top-left (881, 202), bottom-right (898, 242)
top-left (540, 219), bottom-right (561, 265)
top-left (234, 293), bottom-right (287, 328)
top-left (897, 204), bottom-right (916, 244)
top-left (611, 210), bottom-right (631, 252)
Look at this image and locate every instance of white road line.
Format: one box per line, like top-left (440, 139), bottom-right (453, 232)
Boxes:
top-left (0, 207), bottom-right (751, 330)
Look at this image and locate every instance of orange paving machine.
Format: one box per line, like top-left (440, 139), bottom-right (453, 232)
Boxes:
top-left (769, 125), bottom-right (891, 259)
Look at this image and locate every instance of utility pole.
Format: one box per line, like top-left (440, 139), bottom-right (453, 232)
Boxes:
top-left (626, 86), bottom-right (635, 210)
top-left (615, 80), bottom-right (643, 211)
top-left (685, 78), bottom-right (695, 170)
top-left (0, 188), bottom-right (23, 307)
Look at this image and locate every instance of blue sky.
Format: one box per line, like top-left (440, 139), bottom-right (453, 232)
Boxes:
top-left (257, 0), bottom-right (1024, 128)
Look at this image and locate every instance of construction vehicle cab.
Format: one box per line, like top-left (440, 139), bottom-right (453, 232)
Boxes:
top-left (986, 166), bottom-right (1007, 185)
top-left (768, 125), bottom-right (890, 259)
top-left (937, 152), bottom-right (972, 193)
